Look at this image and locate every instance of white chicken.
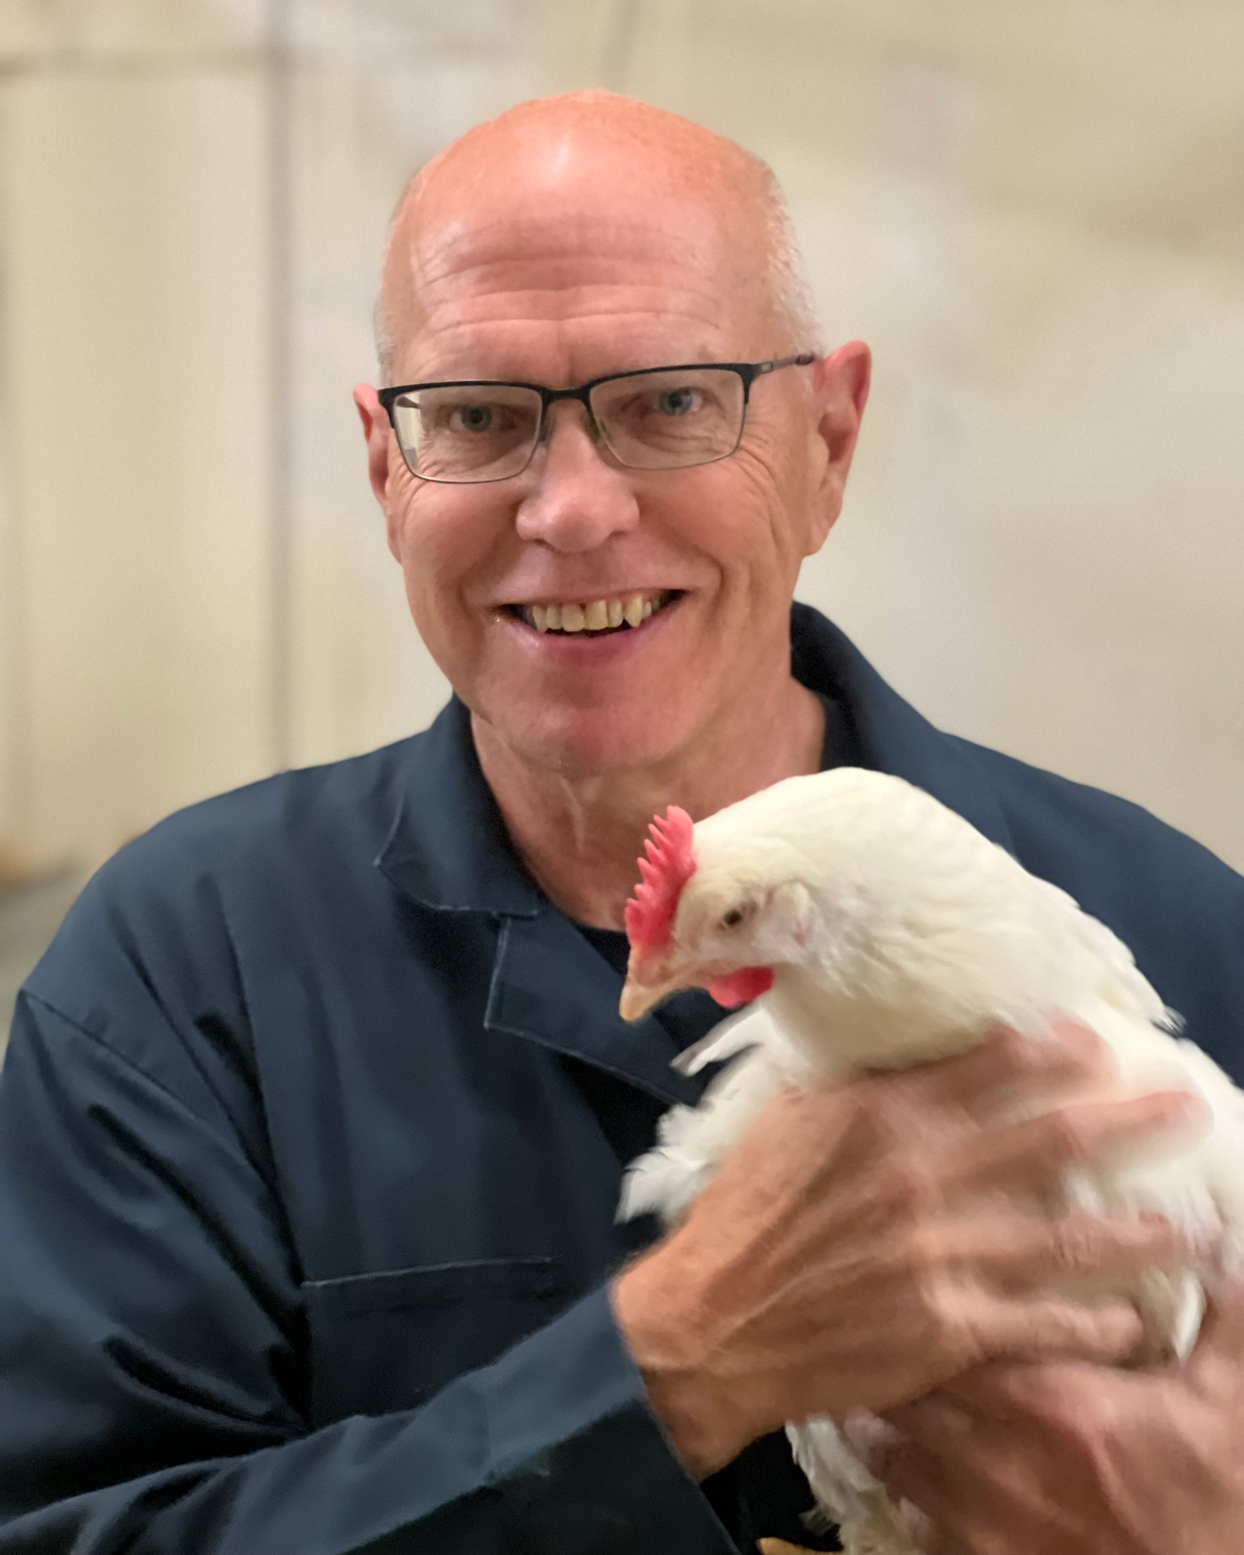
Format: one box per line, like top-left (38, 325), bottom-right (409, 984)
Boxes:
top-left (616, 767), bottom-right (1244, 1555)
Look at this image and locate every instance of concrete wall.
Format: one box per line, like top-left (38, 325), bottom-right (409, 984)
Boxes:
top-left (0, 0), bottom-right (1240, 872)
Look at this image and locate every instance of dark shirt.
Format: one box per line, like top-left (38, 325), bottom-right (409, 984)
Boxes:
top-left (0, 605), bottom-right (1240, 1554)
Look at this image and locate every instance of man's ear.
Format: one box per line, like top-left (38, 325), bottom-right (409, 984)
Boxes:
top-left (807, 340), bottom-right (872, 550)
top-left (354, 384), bottom-right (406, 561)
top-left (353, 383), bottom-right (394, 508)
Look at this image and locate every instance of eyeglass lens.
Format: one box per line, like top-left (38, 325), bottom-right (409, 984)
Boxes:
top-left (389, 367), bottom-right (747, 483)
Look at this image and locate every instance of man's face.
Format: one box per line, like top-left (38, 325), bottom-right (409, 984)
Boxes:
top-left (359, 141), bottom-right (867, 778)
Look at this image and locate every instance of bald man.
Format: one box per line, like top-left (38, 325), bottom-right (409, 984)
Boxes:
top-left (1, 94), bottom-right (1242, 1555)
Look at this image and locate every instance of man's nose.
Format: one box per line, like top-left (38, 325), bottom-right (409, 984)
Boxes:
top-left (513, 404), bottom-right (639, 551)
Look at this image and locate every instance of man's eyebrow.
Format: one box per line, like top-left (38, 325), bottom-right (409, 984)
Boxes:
top-left (391, 352), bottom-right (733, 390)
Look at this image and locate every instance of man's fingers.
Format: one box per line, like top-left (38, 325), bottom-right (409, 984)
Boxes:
top-left (843, 1430), bottom-right (952, 1551)
top-left (943, 1209), bottom-right (1193, 1292)
top-left (913, 1018), bottom-right (1111, 1117)
top-left (1188, 1275), bottom-right (1244, 1391)
top-left (1197, 1274), bottom-right (1244, 1351)
top-left (947, 1090), bottom-right (1204, 1198)
top-left (884, 1393), bottom-right (979, 1451)
top-left (958, 1291), bottom-right (1145, 1367)
top-left (936, 1356), bottom-right (1103, 1421)
top-left (872, 1442), bottom-right (968, 1551)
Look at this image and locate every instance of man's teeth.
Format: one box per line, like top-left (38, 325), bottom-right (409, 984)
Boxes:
top-left (524, 592), bottom-right (670, 634)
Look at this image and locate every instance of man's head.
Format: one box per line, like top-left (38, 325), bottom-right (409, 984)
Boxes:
top-left (355, 92), bottom-right (870, 779)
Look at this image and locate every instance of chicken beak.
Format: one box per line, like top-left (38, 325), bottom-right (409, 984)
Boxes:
top-left (618, 953), bottom-right (697, 1022)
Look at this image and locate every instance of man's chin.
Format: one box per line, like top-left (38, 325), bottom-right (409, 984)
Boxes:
top-left (472, 698), bottom-right (694, 780)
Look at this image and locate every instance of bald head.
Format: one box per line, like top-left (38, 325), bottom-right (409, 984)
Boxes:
top-left (374, 92), bottom-right (821, 381)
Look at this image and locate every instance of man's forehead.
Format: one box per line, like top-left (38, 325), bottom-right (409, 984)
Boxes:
top-left (408, 205), bottom-right (728, 298)
top-left (389, 200), bottom-right (766, 376)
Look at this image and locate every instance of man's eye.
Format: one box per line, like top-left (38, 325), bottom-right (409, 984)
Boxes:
top-left (451, 403), bottom-right (497, 433)
top-left (655, 386), bottom-right (703, 417)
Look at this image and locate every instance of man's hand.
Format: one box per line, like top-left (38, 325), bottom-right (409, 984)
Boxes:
top-left (612, 1022), bottom-right (1201, 1478)
top-left (873, 1279), bottom-right (1244, 1554)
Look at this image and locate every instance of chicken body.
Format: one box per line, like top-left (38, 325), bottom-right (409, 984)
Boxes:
top-left (617, 768), bottom-right (1244, 1555)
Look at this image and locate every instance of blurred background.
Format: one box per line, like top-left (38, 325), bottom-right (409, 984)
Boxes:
top-left (1, 0), bottom-right (1241, 1035)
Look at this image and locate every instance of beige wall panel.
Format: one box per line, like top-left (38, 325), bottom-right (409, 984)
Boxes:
top-left (3, 69), bottom-right (273, 864)
top-left (0, 309), bottom-right (24, 853)
top-left (0, 0), bottom-right (264, 57)
top-left (972, 227), bottom-right (1244, 866)
top-left (0, 91), bottom-right (25, 852)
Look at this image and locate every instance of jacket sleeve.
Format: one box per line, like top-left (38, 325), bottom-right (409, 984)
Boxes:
top-left (0, 992), bottom-right (737, 1554)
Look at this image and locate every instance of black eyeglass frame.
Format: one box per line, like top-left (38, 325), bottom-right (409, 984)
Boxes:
top-left (376, 353), bottom-right (817, 483)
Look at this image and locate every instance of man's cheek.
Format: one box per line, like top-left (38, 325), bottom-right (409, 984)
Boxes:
top-left (717, 458), bottom-right (800, 558)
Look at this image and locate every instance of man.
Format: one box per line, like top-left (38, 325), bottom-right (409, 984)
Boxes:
top-left (0, 92), bottom-right (1240, 1554)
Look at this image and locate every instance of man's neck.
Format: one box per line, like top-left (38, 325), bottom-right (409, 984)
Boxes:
top-left (471, 677), bottom-right (825, 931)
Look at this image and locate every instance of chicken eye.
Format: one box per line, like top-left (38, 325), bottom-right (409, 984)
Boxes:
top-left (719, 905), bottom-right (750, 930)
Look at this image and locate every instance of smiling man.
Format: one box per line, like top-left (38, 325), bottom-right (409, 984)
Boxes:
top-left (1, 93), bottom-right (1242, 1555)
top-left (354, 100), bottom-right (850, 929)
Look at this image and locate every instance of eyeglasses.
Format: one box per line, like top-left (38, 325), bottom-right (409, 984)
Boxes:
top-left (377, 354), bottom-right (816, 484)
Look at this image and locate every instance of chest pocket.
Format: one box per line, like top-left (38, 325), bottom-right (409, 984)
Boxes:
top-left (303, 1257), bottom-right (568, 1426)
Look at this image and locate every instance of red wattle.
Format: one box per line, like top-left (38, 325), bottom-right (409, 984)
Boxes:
top-left (706, 966), bottom-right (775, 1009)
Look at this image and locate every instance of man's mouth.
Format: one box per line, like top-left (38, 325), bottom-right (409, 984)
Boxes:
top-left (506, 590), bottom-right (678, 636)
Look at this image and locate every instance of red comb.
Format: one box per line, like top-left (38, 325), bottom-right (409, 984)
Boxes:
top-left (624, 805), bottom-right (696, 954)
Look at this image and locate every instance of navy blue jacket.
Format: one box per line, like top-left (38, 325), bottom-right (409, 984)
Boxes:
top-left (1, 605), bottom-right (1241, 1553)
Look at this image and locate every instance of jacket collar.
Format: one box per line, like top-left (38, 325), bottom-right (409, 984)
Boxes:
top-left (790, 603), bottom-right (1016, 854)
top-left (376, 696), bottom-right (544, 918)
top-left (374, 694), bottom-right (705, 1106)
top-left (484, 912), bottom-right (707, 1106)
top-left (376, 603), bottom-right (1016, 918)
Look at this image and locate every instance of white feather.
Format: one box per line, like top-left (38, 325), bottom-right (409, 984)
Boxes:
top-left (619, 768), bottom-right (1244, 1555)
